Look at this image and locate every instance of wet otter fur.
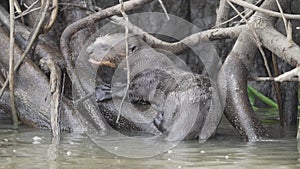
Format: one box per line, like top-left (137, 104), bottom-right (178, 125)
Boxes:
top-left (86, 33), bottom-right (222, 141)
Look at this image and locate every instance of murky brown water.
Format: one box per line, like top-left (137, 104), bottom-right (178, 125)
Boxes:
top-left (0, 112), bottom-right (299, 169)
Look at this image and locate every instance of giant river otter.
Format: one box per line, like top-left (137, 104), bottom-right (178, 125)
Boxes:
top-left (86, 33), bottom-right (222, 141)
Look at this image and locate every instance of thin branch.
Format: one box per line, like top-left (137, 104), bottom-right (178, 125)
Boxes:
top-left (13, 0), bottom-right (24, 23)
top-left (275, 0), bottom-right (288, 32)
top-left (158, 0), bottom-right (170, 20)
top-left (215, 0), bottom-right (230, 28)
top-left (9, 0), bottom-right (18, 128)
top-left (287, 20), bottom-right (293, 46)
top-left (229, 0), bottom-right (300, 20)
top-left (43, 0), bottom-right (59, 33)
top-left (275, 0), bottom-right (293, 47)
top-left (91, 3), bottom-right (243, 56)
top-left (111, 14), bottom-right (244, 54)
top-left (15, 0), bottom-right (40, 19)
top-left (275, 67), bottom-right (300, 82)
top-left (248, 76), bottom-right (299, 82)
top-left (116, 0), bottom-right (130, 123)
top-left (243, 0), bottom-right (255, 11)
top-left (15, 7), bottom-right (41, 19)
top-left (214, 0), bottom-right (264, 28)
top-left (214, 10), bottom-right (245, 28)
top-left (271, 53), bottom-right (283, 126)
top-left (0, 0), bottom-right (50, 98)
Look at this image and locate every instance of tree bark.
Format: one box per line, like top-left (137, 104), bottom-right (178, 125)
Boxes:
top-left (218, 0), bottom-right (296, 140)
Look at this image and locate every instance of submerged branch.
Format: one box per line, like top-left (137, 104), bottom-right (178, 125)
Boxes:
top-left (41, 58), bottom-right (62, 138)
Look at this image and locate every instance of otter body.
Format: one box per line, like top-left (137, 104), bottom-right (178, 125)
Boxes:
top-left (86, 33), bottom-right (222, 141)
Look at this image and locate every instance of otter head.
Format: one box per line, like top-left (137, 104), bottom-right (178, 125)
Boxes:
top-left (86, 33), bottom-right (148, 69)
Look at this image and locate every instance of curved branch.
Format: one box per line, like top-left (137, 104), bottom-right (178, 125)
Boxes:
top-left (218, 0), bottom-right (294, 141)
top-left (109, 12), bottom-right (244, 54)
top-left (43, 0), bottom-right (59, 33)
top-left (153, 25), bottom-right (244, 54)
top-left (118, 16), bottom-right (244, 54)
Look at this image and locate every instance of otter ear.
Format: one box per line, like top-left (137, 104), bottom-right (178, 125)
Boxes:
top-left (129, 45), bottom-right (139, 53)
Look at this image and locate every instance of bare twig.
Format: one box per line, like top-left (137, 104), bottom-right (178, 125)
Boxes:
top-left (287, 21), bottom-right (293, 46)
top-left (158, 0), bottom-right (170, 20)
top-left (214, 10), bottom-right (245, 28)
top-left (116, 0), bottom-right (130, 123)
top-left (215, 0), bottom-right (264, 28)
top-left (248, 76), bottom-right (299, 82)
top-left (271, 53), bottom-right (283, 126)
top-left (112, 14), bottom-right (244, 54)
top-left (275, 67), bottom-right (300, 82)
top-left (228, 0), bottom-right (300, 20)
top-left (93, 3), bottom-right (242, 55)
top-left (14, 0), bottom-right (24, 23)
top-left (275, 0), bottom-right (293, 46)
top-left (275, 0), bottom-right (288, 32)
top-left (0, 0), bottom-right (50, 98)
top-left (43, 0), bottom-right (59, 33)
top-left (9, 0), bottom-right (18, 128)
top-left (15, 0), bottom-right (41, 19)
top-left (215, 0), bottom-right (230, 28)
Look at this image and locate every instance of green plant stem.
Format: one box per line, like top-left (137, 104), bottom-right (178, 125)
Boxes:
top-left (248, 85), bottom-right (278, 109)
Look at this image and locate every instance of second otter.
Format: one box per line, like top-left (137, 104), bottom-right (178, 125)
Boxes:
top-left (86, 33), bottom-right (222, 141)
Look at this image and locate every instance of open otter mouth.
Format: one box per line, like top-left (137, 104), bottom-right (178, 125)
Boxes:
top-left (88, 58), bottom-right (116, 68)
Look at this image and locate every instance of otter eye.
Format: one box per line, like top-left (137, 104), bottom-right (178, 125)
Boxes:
top-left (129, 45), bottom-right (138, 53)
top-left (100, 44), bottom-right (109, 51)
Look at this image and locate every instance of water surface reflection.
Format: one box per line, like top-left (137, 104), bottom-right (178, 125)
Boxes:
top-left (0, 116), bottom-right (299, 169)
